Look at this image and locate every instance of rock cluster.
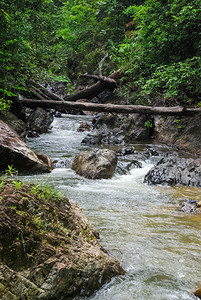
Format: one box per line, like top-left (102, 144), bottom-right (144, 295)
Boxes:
top-left (144, 152), bottom-right (201, 187)
top-left (177, 199), bottom-right (201, 214)
top-left (82, 113), bottom-right (153, 146)
top-left (0, 180), bottom-right (124, 299)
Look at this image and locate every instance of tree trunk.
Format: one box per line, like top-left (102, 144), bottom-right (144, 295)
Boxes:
top-left (20, 99), bottom-right (201, 116)
top-left (64, 70), bottom-right (121, 102)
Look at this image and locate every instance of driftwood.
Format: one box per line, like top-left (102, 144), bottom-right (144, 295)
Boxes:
top-left (64, 54), bottom-right (121, 101)
top-left (20, 99), bottom-right (201, 116)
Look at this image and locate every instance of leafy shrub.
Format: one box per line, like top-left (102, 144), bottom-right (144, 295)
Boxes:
top-left (136, 57), bottom-right (201, 102)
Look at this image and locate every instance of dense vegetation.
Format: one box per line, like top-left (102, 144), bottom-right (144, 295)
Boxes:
top-left (0, 0), bottom-right (201, 110)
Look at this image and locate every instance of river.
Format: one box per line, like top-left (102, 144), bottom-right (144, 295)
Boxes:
top-left (21, 114), bottom-right (201, 300)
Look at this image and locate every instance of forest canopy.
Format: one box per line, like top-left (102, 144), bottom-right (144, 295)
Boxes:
top-left (0, 0), bottom-right (200, 110)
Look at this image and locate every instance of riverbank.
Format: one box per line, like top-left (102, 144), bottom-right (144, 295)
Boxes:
top-left (0, 178), bottom-right (124, 299)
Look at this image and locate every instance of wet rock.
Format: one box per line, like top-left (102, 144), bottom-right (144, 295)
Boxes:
top-left (77, 122), bottom-right (92, 132)
top-left (82, 113), bottom-right (153, 146)
top-left (154, 115), bottom-right (201, 155)
top-left (37, 153), bottom-right (53, 171)
top-left (116, 159), bottom-right (142, 175)
top-left (0, 120), bottom-right (52, 173)
top-left (71, 149), bottom-right (117, 179)
top-left (194, 288), bottom-right (201, 299)
top-left (144, 152), bottom-right (201, 187)
top-left (0, 110), bottom-right (27, 138)
top-left (91, 89), bottom-right (113, 103)
top-left (52, 157), bottom-right (73, 169)
top-left (51, 81), bottom-right (69, 98)
top-left (27, 130), bottom-right (40, 138)
top-left (117, 146), bottom-right (136, 156)
top-left (177, 199), bottom-right (201, 213)
top-left (26, 107), bottom-right (54, 135)
top-left (54, 111), bottom-right (62, 118)
top-left (0, 180), bottom-right (125, 299)
top-left (143, 147), bottom-right (159, 158)
top-left (82, 127), bottom-right (109, 145)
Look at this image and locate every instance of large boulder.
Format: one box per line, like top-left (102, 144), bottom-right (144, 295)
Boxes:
top-left (0, 120), bottom-right (52, 173)
top-left (71, 149), bottom-right (117, 179)
top-left (0, 179), bottom-right (125, 299)
top-left (144, 152), bottom-right (201, 187)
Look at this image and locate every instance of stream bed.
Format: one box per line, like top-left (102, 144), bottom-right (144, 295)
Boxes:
top-left (21, 114), bottom-right (201, 300)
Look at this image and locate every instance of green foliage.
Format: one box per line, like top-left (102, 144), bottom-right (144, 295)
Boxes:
top-left (12, 180), bottom-right (23, 189)
top-left (0, 0), bottom-right (65, 106)
top-left (54, 0), bottom-right (129, 76)
top-left (111, 0), bottom-right (201, 105)
top-left (144, 120), bottom-right (153, 128)
top-left (175, 118), bottom-right (186, 130)
top-left (5, 165), bottom-right (18, 177)
top-left (30, 183), bottom-right (64, 203)
top-left (0, 0), bottom-right (200, 107)
top-left (125, 0), bottom-right (201, 65)
top-left (0, 180), bottom-right (5, 193)
top-left (137, 57), bottom-right (201, 101)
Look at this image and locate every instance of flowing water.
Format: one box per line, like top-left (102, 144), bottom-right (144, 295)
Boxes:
top-left (21, 114), bottom-right (201, 300)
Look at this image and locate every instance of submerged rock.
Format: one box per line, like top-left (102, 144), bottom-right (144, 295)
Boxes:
top-left (71, 149), bottom-right (117, 179)
top-left (77, 122), bottom-right (92, 132)
top-left (0, 120), bottom-right (52, 173)
top-left (144, 152), bottom-right (201, 187)
top-left (0, 179), bottom-right (125, 299)
top-left (177, 199), bottom-right (201, 214)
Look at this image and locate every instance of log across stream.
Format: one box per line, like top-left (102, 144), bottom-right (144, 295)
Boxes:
top-left (21, 98), bottom-right (201, 116)
top-left (20, 114), bottom-right (201, 300)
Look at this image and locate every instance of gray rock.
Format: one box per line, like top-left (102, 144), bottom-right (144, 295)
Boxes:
top-left (82, 113), bottom-right (153, 146)
top-left (116, 159), bottom-right (142, 175)
top-left (178, 199), bottom-right (201, 213)
top-left (27, 107), bottom-right (54, 134)
top-left (144, 152), bottom-right (201, 187)
top-left (71, 149), bottom-right (117, 179)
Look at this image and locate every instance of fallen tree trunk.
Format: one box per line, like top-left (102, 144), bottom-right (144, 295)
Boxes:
top-left (64, 70), bottom-right (121, 102)
top-left (27, 80), bottom-right (64, 101)
top-left (20, 99), bottom-right (201, 116)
